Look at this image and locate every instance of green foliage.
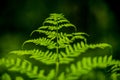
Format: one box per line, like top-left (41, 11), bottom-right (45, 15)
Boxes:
top-left (0, 13), bottom-right (119, 80)
top-left (58, 55), bottom-right (116, 80)
top-left (0, 58), bottom-right (55, 80)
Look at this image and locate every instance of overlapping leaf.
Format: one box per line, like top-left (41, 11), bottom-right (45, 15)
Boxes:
top-left (23, 37), bottom-right (57, 49)
top-left (58, 55), bottom-right (118, 80)
top-left (10, 49), bottom-right (57, 65)
top-left (0, 58), bottom-right (55, 80)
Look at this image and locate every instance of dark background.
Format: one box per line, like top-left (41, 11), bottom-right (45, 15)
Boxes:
top-left (0, 0), bottom-right (120, 59)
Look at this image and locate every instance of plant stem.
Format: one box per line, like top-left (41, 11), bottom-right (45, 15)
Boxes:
top-left (55, 34), bottom-right (59, 80)
top-left (55, 57), bottom-right (59, 80)
top-left (55, 18), bottom-right (59, 80)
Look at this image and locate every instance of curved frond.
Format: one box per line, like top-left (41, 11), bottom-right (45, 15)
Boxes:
top-left (58, 55), bottom-right (117, 80)
top-left (109, 61), bottom-right (120, 80)
top-left (12, 43), bottom-right (110, 65)
top-left (58, 42), bottom-right (112, 64)
top-left (22, 37), bottom-right (57, 49)
top-left (65, 42), bottom-right (111, 56)
top-left (11, 42), bottom-right (112, 65)
top-left (10, 49), bottom-right (57, 65)
top-left (58, 23), bottom-right (76, 30)
top-left (30, 30), bottom-right (57, 39)
top-left (38, 26), bottom-right (58, 30)
top-left (0, 58), bottom-right (55, 80)
top-left (10, 49), bottom-right (35, 55)
top-left (88, 43), bottom-right (112, 49)
top-left (29, 50), bottom-right (57, 64)
top-left (32, 13), bottom-right (76, 35)
top-left (58, 33), bottom-right (72, 48)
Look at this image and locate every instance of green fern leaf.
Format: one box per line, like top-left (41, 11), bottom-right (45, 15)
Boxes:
top-left (0, 58), bottom-right (55, 80)
top-left (88, 43), bottom-right (112, 49)
top-left (22, 37), bottom-right (57, 49)
top-left (10, 49), bottom-right (56, 64)
top-left (59, 55), bottom-right (116, 80)
top-left (59, 23), bottom-right (76, 30)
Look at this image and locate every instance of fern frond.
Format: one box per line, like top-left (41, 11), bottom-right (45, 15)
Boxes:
top-left (38, 26), bottom-right (48, 30)
top-left (57, 19), bottom-right (70, 23)
top-left (110, 62), bottom-right (120, 73)
top-left (29, 50), bottom-right (57, 64)
top-left (72, 32), bottom-right (89, 36)
top-left (62, 42), bottom-right (87, 57)
top-left (31, 30), bottom-right (56, 39)
top-left (11, 42), bottom-right (102, 65)
top-left (58, 55), bottom-right (117, 80)
top-left (10, 49), bottom-right (57, 64)
top-left (58, 42), bottom-right (112, 64)
top-left (38, 26), bottom-right (58, 30)
top-left (10, 49), bottom-right (35, 55)
top-left (56, 42), bottom-right (87, 64)
top-left (11, 42), bottom-right (111, 65)
top-left (58, 32), bottom-right (88, 47)
top-left (88, 43), bottom-right (112, 49)
top-left (39, 13), bottom-right (76, 31)
top-left (10, 48), bottom-right (76, 64)
top-left (108, 61), bottom-right (120, 80)
top-left (0, 58), bottom-right (55, 80)
top-left (65, 42), bottom-right (111, 56)
top-left (38, 25), bottom-right (57, 31)
top-left (58, 23), bottom-right (76, 30)
top-left (30, 31), bottom-right (88, 49)
top-left (43, 20), bottom-right (57, 25)
top-left (22, 37), bottom-right (57, 49)
top-left (58, 33), bottom-right (72, 48)
top-left (58, 52), bottom-right (74, 64)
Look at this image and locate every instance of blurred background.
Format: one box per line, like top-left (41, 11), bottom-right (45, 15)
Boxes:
top-left (0, 0), bottom-right (120, 59)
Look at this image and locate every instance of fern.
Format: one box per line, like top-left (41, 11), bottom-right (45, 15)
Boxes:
top-left (0, 58), bottom-right (55, 80)
top-left (23, 38), bottom-right (57, 49)
top-left (10, 42), bottom-right (111, 64)
top-left (58, 56), bottom-right (110, 80)
top-left (0, 13), bottom-right (119, 80)
top-left (58, 55), bottom-right (120, 80)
